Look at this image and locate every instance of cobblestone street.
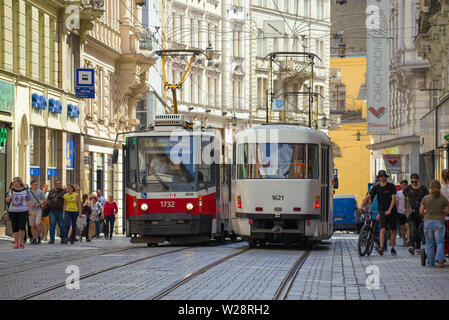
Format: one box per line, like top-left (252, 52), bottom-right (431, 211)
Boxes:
top-left (1, 233), bottom-right (449, 300)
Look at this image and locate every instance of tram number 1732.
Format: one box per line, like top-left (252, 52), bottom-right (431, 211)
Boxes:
top-left (160, 201), bottom-right (175, 208)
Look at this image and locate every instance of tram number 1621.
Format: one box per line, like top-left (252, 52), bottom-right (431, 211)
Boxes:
top-left (272, 195), bottom-right (284, 201)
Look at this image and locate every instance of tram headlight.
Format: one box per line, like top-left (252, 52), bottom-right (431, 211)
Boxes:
top-left (186, 203), bottom-right (194, 211)
top-left (140, 203), bottom-right (149, 212)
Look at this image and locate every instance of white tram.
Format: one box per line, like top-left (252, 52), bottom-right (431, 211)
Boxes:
top-left (231, 124), bottom-right (334, 247)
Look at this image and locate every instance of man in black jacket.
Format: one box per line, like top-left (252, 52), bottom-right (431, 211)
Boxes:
top-left (46, 180), bottom-right (67, 244)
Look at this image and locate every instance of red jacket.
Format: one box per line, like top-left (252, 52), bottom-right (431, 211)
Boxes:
top-left (103, 201), bottom-right (118, 216)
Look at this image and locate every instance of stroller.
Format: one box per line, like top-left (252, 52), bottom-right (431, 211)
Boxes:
top-left (421, 218), bottom-right (449, 266)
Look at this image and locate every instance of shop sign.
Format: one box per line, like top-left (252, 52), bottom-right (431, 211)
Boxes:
top-left (0, 80), bottom-right (14, 113)
top-left (366, 0), bottom-right (390, 134)
top-left (47, 168), bottom-right (57, 177)
top-left (66, 141), bottom-right (75, 169)
top-left (30, 167), bottom-right (40, 176)
top-left (383, 154), bottom-right (401, 174)
top-left (0, 128), bottom-right (7, 153)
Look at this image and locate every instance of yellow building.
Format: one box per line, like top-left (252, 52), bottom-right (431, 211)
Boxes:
top-left (329, 57), bottom-right (371, 204)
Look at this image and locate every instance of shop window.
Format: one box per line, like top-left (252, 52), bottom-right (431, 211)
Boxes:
top-left (96, 154), bottom-right (104, 192)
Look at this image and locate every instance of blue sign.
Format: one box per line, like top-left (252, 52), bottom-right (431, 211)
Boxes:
top-left (66, 141), bottom-right (75, 169)
top-left (76, 87), bottom-right (95, 99)
top-left (47, 168), bottom-right (57, 177)
top-left (76, 69), bottom-right (94, 87)
top-left (272, 99), bottom-right (284, 112)
top-left (48, 98), bottom-right (62, 114)
top-left (67, 104), bottom-right (80, 118)
top-left (31, 93), bottom-right (47, 110)
top-left (141, 193), bottom-right (147, 199)
top-left (30, 167), bottom-right (40, 176)
top-left (76, 68), bottom-right (95, 99)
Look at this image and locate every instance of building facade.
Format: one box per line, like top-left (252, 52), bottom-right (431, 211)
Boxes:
top-left (0, 0), bottom-right (104, 214)
top-left (415, 0), bottom-right (449, 187)
top-left (249, 0), bottom-right (331, 130)
top-left (369, 0), bottom-right (430, 185)
top-left (80, 0), bottom-right (156, 233)
top-left (160, 0), bottom-right (250, 146)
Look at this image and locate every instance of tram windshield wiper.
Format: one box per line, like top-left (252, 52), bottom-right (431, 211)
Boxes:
top-left (148, 167), bottom-right (170, 190)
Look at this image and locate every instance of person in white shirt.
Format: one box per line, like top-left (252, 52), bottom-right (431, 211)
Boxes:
top-left (150, 154), bottom-right (168, 174)
top-left (396, 180), bottom-right (409, 246)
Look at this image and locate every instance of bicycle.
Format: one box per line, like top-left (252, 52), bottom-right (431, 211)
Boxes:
top-left (358, 209), bottom-right (377, 256)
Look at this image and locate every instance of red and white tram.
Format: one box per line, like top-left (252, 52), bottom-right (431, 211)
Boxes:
top-left (116, 115), bottom-right (232, 245)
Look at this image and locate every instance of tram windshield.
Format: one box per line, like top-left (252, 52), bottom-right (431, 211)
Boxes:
top-left (126, 136), bottom-right (197, 192)
top-left (237, 143), bottom-right (319, 179)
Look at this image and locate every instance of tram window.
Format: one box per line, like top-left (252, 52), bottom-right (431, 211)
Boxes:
top-left (237, 143), bottom-right (319, 179)
top-left (126, 139), bottom-right (139, 190)
top-left (307, 144), bottom-right (319, 179)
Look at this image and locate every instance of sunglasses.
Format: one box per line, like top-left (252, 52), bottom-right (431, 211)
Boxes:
top-left (411, 180), bottom-right (418, 184)
top-left (378, 175), bottom-right (387, 178)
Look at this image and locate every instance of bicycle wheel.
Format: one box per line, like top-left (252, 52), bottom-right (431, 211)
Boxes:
top-left (421, 248), bottom-right (426, 266)
top-left (366, 232), bottom-right (375, 256)
top-left (358, 224), bottom-right (370, 256)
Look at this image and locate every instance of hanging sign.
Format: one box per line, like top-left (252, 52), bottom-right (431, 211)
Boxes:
top-left (383, 154), bottom-right (402, 174)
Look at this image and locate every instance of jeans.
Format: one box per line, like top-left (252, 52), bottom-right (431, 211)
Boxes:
top-left (105, 215), bottom-right (115, 238)
top-left (81, 217), bottom-right (91, 239)
top-left (49, 210), bottom-right (65, 241)
top-left (424, 220), bottom-right (445, 266)
top-left (408, 214), bottom-right (422, 249)
top-left (64, 211), bottom-right (78, 242)
top-left (94, 221), bottom-right (101, 236)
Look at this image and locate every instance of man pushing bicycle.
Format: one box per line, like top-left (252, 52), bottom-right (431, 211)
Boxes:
top-left (360, 170), bottom-right (398, 256)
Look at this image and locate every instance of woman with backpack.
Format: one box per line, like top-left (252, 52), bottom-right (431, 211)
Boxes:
top-left (80, 194), bottom-right (91, 242)
top-left (90, 193), bottom-right (103, 239)
top-left (420, 180), bottom-right (449, 267)
top-left (5, 177), bottom-right (32, 249)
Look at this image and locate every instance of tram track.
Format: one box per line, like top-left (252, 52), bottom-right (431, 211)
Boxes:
top-left (150, 247), bottom-right (251, 300)
top-left (273, 246), bottom-right (314, 300)
top-left (0, 245), bottom-right (147, 278)
top-left (18, 247), bottom-right (190, 300)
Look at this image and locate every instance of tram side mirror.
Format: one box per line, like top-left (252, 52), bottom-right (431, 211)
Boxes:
top-left (332, 169), bottom-right (339, 189)
top-left (112, 149), bottom-right (119, 164)
top-left (332, 178), bottom-right (339, 189)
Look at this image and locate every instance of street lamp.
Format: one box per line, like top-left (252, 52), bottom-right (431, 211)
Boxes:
top-left (205, 43), bottom-right (214, 61)
top-left (338, 40), bottom-right (347, 58)
top-left (321, 117), bottom-right (328, 128)
top-left (136, 0), bottom-right (146, 7)
top-left (232, 114), bottom-right (237, 127)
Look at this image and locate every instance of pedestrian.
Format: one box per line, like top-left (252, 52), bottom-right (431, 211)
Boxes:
top-left (361, 170), bottom-right (398, 256)
top-left (47, 180), bottom-right (67, 244)
top-left (420, 180), bottom-right (449, 267)
top-left (396, 180), bottom-right (410, 246)
top-left (80, 194), bottom-right (91, 242)
top-left (29, 180), bottom-right (44, 244)
top-left (5, 177), bottom-right (32, 249)
top-left (63, 184), bottom-right (81, 244)
top-left (97, 190), bottom-right (106, 207)
top-left (103, 194), bottom-right (118, 240)
top-left (40, 184), bottom-right (49, 241)
top-left (90, 193), bottom-right (103, 239)
top-left (403, 173), bottom-right (429, 255)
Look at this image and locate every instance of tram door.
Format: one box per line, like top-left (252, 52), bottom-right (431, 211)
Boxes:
top-left (320, 146), bottom-right (330, 236)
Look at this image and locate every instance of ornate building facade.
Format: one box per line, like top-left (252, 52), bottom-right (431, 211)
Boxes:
top-left (415, 0), bottom-right (449, 186)
top-left (80, 0), bottom-right (155, 232)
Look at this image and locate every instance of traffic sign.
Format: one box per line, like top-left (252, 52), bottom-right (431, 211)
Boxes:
top-left (272, 99), bottom-right (284, 112)
top-left (76, 68), bottom-right (95, 99)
